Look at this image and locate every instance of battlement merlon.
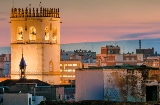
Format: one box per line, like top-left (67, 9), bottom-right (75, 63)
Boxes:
top-left (10, 7), bottom-right (60, 18)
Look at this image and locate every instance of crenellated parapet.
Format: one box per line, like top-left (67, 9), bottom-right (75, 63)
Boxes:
top-left (10, 7), bottom-right (60, 18)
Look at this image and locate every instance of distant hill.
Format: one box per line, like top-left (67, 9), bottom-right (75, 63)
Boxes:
top-left (1, 38), bottom-right (160, 54)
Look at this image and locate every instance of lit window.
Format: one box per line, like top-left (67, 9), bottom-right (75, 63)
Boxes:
top-left (73, 64), bottom-right (77, 66)
top-left (17, 27), bottom-right (23, 40)
top-left (49, 61), bottom-right (53, 71)
top-left (29, 26), bottom-right (36, 40)
top-left (45, 27), bottom-right (49, 40)
top-left (68, 69), bottom-right (72, 72)
top-left (60, 69), bottom-right (62, 72)
top-left (60, 64), bottom-right (62, 66)
top-left (73, 75), bottom-right (75, 77)
top-left (73, 70), bottom-right (75, 72)
top-left (49, 65), bottom-right (52, 71)
top-left (52, 27), bottom-right (57, 41)
top-left (63, 75), bottom-right (67, 77)
top-left (68, 64), bottom-right (72, 66)
top-left (64, 70), bottom-right (67, 72)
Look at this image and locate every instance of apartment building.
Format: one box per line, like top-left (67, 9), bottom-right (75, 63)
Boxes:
top-left (136, 47), bottom-right (157, 58)
top-left (0, 54), bottom-right (10, 77)
top-left (144, 56), bottom-right (160, 68)
top-left (97, 45), bottom-right (144, 66)
top-left (60, 49), bottom-right (96, 84)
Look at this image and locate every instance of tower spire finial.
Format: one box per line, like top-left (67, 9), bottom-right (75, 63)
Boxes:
top-left (39, 2), bottom-right (42, 7)
top-left (22, 47), bottom-right (23, 58)
top-left (20, 47), bottom-right (26, 79)
top-left (13, 0), bottom-right (14, 8)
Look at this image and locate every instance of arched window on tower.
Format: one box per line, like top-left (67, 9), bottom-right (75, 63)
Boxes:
top-left (49, 61), bottom-right (54, 72)
top-left (29, 26), bottom-right (36, 41)
top-left (45, 27), bottom-right (49, 40)
top-left (52, 27), bottom-right (57, 42)
top-left (17, 27), bottom-right (23, 40)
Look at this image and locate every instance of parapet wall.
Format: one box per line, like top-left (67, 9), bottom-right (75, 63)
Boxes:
top-left (10, 7), bottom-right (60, 18)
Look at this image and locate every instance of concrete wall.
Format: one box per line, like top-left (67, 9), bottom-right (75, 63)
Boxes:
top-left (3, 93), bottom-right (32, 105)
top-left (75, 70), bottom-right (104, 101)
top-left (103, 69), bottom-right (144, 102)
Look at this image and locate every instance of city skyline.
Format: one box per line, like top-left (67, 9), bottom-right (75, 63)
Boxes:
top-left (1, 0), bottom-right (160, 47)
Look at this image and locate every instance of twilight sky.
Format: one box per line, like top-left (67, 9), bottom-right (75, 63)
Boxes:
top-left (1, 0), bottom-right (160, 47)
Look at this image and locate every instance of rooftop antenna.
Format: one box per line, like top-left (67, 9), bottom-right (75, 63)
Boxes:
top-left (139, 39), bottom-right (141, 49)
top-left (123, 45), bottom-right (124, 54)
top-left (29, 4), bottom-right (31, 8)
top-left (13, 0), bottom-right (14, 8)
top-left (91, 45), bottom-right (93, 52)
top-left (39, 2), bottom-right (42, 7)
top-left (22, 47), bottom-right (23, 57)
top-left (114, 40), bottom-right (118, 46)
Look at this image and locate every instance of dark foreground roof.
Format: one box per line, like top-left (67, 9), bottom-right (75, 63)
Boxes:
top-left (0, 79), bottom-right (51, 87)
top-left (39, 100), bottom-right (158, 105)
top-left (77, 65), bottom-right (159, 70)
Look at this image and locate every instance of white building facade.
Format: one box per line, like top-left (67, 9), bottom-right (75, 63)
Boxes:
top-left (76, 66), bottom-right (159, 102)
top-left (0, 54), bottom-right (10, 77)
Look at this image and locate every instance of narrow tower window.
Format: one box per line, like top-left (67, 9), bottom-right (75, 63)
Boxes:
top-left (29, 26), bottom-right (36, 41)
top-left (17, 27), bottom-right (23, 40)
top-left (45, 27), bottom-right (49, 40)
top-left (52, 27), bottom-right (57, 41)
top-left (49, 61), bottom-right (54, 72)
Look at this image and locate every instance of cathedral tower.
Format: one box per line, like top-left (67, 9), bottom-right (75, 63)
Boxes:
top-left (10, 7), bottom-right (61, 85)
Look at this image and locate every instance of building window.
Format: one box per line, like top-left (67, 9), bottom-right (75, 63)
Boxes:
top-left (45, 27), bottom-right (49, 40)
top-left (68, 64), bottom-right (72, 66)
top-left (29, 26), bottom-right (36, 40)
top-left (17, 27), bottom-right (23, 40)
top-left (126, 58), bottom-right (129, 61)
top-left (49, 61), bottom-right (54, 72)
top-left (52, 27), bottom-right (57, 41)
top-left (68, 69), bottom-right (72, 72)
top-left (73, 64), bottom-right (77, 66)
top-left (64, 69), bottom-right (67, 72)
top-left (137, 57), bottom-right (141, 61)
top-left (29, 98), bottom-right (31, 105)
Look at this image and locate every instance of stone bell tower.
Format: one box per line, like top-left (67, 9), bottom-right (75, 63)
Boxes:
top-left (10, 6), bottom-right (61, 85)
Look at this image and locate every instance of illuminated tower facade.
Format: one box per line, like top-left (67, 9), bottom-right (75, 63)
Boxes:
top-left (10, 7), bottom-right (61, 85)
